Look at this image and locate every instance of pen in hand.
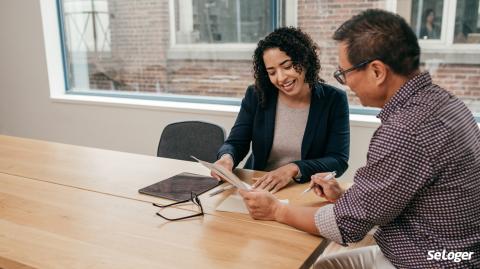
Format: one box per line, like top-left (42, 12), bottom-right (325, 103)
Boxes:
top-left (300, 171), bottom-right (336, 195)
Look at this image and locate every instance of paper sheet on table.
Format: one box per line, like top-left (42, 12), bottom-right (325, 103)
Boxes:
top-left (215, 193), bottom-right (289, 214)
top-left (191, 156), bottom-right (251, 190)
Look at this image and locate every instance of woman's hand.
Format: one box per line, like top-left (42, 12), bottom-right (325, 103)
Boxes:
top-left (252, 163), bottom-right (299, 193)
top-left (211, 154), bottom-right (234, 180)
top-left (238, 189), bottom-right (284, 221)
top-left (310, 172), bottom-right (344, 202)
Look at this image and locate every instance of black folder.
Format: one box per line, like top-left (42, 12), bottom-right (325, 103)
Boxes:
top-left (138, 172), bottom-right (221, 201)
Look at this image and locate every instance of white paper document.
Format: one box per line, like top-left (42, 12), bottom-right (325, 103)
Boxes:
top-left (215, 193), bottom-right (250, 214)
top-left (215, 193), bottom-right (289, 214)
top-left (191, 156), bottom-right (251, 190)
top-left (191, 156), bottom-right (287, 214)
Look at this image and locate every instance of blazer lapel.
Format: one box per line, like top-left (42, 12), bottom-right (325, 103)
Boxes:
top-left (302, 83), bottom-right (324, 159)
top-left (262, 90), bottom-right (277, 168)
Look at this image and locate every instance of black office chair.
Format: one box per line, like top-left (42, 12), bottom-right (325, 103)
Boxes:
top-left (157, 121), bottom-right (226, 163)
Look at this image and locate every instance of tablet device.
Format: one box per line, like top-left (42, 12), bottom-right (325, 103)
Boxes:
top-left (138, 172), bottom-right (221, 201)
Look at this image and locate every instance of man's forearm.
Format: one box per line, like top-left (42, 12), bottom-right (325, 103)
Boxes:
top-left (274, 204), bottom-right (322, 235)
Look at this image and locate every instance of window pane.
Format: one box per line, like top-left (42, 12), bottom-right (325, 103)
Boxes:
top-left (454, 0), bottom-right (480, 43)
top-left (58, 0), bottom-right (479, 117)
top-left (60, 0), bottom-right (282, 99)
top-left (176, 0), bottom-right (273, 44)
top-left (410, 0), bottom-right (444, 40)
top-left (63, 0), bottom-right (111, 52)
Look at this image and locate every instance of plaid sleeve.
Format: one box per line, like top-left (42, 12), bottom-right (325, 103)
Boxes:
top-left (314, 204), bottom-right (346, 245)
top-left (333, 124), bottom-right (434, 243)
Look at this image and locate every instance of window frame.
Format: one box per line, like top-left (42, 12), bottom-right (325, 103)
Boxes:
top-left (167, 0), bottom-right (298, 60)
top-left (61, 0), bottom-right (111, 53)
top-left (44, 0), bottom-right (243, 113)
top-left (44, 0), bottom-right (478, 121)
top-left (389, 0), bottom-right (480, 64)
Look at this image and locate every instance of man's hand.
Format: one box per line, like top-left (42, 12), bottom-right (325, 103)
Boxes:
top-left (310, 172), bottom-right (344, 202)
top-left (252, 163), bottom-right (299, 193)
top-left (238, 189), bottom-right (284, 221)
top-left (211, 154), bottom-right (234, 180)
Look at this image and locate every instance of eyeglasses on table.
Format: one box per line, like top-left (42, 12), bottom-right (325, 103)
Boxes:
top-left (152, 192), bottom-right (204, 221)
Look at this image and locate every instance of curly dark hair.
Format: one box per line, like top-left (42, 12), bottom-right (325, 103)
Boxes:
top-left (253, 27), bottom-right (323, 107)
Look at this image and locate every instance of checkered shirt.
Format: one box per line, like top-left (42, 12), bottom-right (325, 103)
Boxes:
top-left (315, 72), bottom-right (480, 268)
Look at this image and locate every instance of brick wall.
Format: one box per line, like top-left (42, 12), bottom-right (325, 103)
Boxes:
top-left (165, 60), bottom-right (251, 97)
top-left (297, 0), bottom-right (387, 106)
top-left (428, 64), bottom-right (480, 111)
top-left (81, 0), bottom-right (480, 113)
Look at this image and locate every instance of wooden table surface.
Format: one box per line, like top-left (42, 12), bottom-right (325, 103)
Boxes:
top-left (0, 135), bottom-right (328, 269)
top-left (0, 135), bottom-right (332, 226)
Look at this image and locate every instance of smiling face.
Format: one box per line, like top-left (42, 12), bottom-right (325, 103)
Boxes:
top-left (263, 47), bottom-right (309, 100)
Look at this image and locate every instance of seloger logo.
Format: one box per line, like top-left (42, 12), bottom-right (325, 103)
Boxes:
top-left (427, 250), bottom-right (474, 263)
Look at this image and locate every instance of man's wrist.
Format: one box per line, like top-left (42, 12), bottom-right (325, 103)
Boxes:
top-left (274, 202), bottom-right (288, 223)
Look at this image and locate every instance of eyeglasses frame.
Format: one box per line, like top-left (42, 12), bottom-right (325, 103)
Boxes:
top-left (153, 192), bottom-right (204, 221)
top-left (333, 58), bottom-right (377, 85)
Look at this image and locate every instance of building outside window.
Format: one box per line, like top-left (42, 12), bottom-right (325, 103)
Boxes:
top-left (454, 0), bottom-right (480, 44)
top-left (57, 0), bottom-right (480, 117)
top-left (62, 0), bottom-right (111, 90)
top-left (175, 0), bottom-right (274, 44)
top-left (396, 0), bottom-right (480, 115)
top-left (400, 0), bottom-right (480, 44)
top-left (410, 0), bottom-right (444, 40)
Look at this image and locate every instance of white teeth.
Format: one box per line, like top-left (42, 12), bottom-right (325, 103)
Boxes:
top-left (282, 80), bottom-right (294, 87)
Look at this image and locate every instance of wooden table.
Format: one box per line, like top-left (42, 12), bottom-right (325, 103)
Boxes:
top-left (0, 135), bottom-right (328, 269)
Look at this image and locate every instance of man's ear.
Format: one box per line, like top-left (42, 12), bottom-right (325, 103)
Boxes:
top-left (369, 60), bottom-right (387, 86)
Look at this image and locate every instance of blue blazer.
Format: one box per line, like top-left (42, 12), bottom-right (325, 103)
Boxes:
top-left (217, 82), bottom-right (350, 183)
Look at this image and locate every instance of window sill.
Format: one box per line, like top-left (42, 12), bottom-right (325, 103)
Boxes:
top-left (51, 93), bottom-right (385, 127)
top-left (421, 48), bottom-right (480, 65)
top-left (51, 93), bottom-right (241, 117)
top-left (349, 114), bottom-right (380, 127)
top-left (51, 93), bottom-right (480, 126)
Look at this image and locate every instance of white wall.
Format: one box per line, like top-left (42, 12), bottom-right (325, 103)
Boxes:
top-left (0, 0), bottom-right (376, 181)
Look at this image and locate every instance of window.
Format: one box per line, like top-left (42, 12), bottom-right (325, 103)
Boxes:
top-left (63, 0), bottom-right (111, 52)
top-left (61, 0), bottom-right (111, 90)
top-left (175, 0), bottom-right (275, 44)
top-left (397, 0), bottom-right (480, 50)
top-left (168, 0), bottom-right (296, 60)
top-left (57, 0), bottom-right (293, 103)
top-left (54, 0), bottom-right (478, 118)
top-left (410, 0), bottom-right (444, 40)
top-left (453, 0), bottom-right (480, 44)
top-left (393, 0), bottom-right (480, 117)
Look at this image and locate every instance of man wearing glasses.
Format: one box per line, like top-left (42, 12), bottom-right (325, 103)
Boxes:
top-left (240, 9), bottom-right (480, 268)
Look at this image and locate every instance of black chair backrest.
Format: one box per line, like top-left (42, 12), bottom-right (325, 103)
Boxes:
top-left (157, 121), bottom-right (226, 163)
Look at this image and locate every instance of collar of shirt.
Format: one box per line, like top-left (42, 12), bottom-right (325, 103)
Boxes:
top-left (377, 72), bottom-right (432, 123)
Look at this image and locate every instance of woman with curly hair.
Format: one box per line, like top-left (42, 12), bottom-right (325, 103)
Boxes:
top-left (213, 27), bottom-right (350, 193)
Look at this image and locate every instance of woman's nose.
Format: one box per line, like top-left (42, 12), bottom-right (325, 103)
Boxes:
top-left (276, 70), bottom-right (287, 84)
